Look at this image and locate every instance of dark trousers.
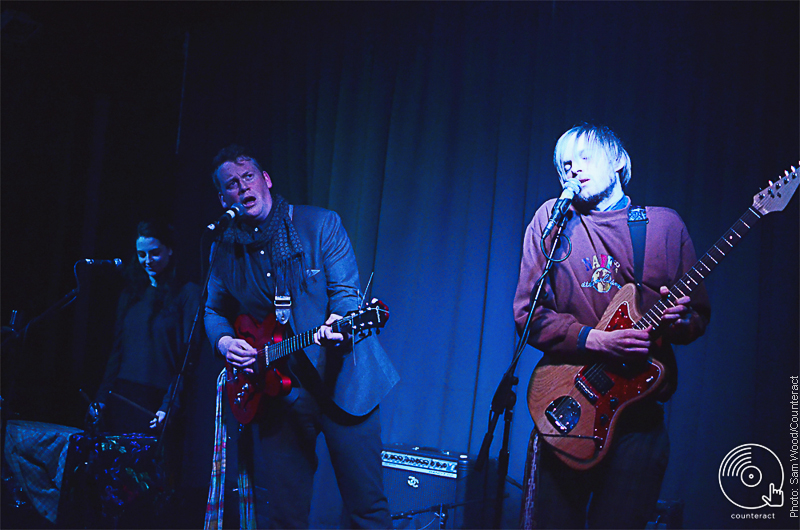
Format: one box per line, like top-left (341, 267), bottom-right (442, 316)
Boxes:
top-left (535, 404), bottom-right (670, 529)
top-left (240, 388), bottom-right (390, 529)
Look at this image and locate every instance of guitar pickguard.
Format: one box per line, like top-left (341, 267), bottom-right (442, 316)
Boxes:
top-left (605, 301), bottom-right (632, 331)
top-left (574, 361), bottom-right (661, 452)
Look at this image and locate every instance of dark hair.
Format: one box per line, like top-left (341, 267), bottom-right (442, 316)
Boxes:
top-left (136, 219), bottom-right (175, 252)
top-left (211, 144), bottom-right (264, 192)
top-left (117, 220), bottom-right (179, 324)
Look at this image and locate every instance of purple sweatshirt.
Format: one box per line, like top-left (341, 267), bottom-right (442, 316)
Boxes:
top-left (514, 197), bottom-right (710, 397)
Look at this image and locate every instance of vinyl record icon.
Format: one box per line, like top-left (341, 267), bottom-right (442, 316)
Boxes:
top-left (718, 444), bottom-right (784, 509)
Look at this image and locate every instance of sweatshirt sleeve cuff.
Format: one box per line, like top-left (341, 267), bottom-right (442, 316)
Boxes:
top-left (577, 325), bottom-right (592, 353)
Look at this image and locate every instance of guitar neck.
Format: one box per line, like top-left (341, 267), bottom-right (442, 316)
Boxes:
top-left (265, 318), bottom-right (350, 364)
top-left (632, 207), bottom-right (762, 330)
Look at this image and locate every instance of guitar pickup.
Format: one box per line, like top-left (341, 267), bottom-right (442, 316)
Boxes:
top-left (575, 376), bottom-right (599, 404)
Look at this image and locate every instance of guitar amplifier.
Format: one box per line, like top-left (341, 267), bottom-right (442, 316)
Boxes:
top-left (382, 443), bottom-right (471, 529)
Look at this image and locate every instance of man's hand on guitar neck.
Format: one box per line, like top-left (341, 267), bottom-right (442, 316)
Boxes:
top-left (658, 285), bottom-right (703, 344)
top-left (219, 335), bottom-right (257, 372)
top-left (314, 313), bottom-right (347, 348)
top-left (586, 285), bottom-right (701, 362)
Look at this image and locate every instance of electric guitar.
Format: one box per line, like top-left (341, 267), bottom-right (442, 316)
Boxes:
top-left (226, 299), bottom-right (390, 424)
top-left (527, 164), bottom-right (799, 470)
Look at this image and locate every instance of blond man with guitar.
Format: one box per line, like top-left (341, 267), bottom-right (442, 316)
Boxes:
top-left (514, 124), bottom-right (711, 529)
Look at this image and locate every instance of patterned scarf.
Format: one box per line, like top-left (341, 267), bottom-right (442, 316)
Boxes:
top-left (520, 429), bottom-right (541, 529)
top-left (222, 194), bottom-right (307, 295)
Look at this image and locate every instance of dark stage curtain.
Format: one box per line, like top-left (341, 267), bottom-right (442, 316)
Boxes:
top-left (173, 4), bottom-right (798, 528)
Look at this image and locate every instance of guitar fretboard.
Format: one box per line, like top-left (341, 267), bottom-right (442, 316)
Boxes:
top-left (259, 319), bottom-right (350, 367)
top-left (632, 207), bottom-right (762, 330)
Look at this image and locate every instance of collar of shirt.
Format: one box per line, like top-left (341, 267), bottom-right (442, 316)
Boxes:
top-left (604, 195), bottom-right (629, 211)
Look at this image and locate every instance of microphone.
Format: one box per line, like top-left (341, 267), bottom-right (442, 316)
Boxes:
top-left (84, 258), bottom-right (123, 268)
top-left (542, 178), bottom-right (582, 238)
top-left (207, 203), bottom-right (245, 231)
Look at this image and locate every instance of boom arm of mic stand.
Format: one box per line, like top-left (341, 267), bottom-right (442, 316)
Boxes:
top-left (2, 258), bottom-right (114, 349)
top-left (1, 287), bottom-right (79, 349)
top-left (474, 217), bottom-right (569, 472)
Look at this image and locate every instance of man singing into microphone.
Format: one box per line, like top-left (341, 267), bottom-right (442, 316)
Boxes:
top-left (514, 124), bottom-right (710, 529)
top-left (204, 145), bottom-right (399, 528)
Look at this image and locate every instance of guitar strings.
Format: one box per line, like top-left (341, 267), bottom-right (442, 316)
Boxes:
top-left (582, 234), bottom-right (722, 387)
top-left (247, 303), bottom-right (387, 369)
top-left (255, 313), bottom-right (359, 362)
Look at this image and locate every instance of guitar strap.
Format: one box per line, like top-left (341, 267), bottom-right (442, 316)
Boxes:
top-left (274, 204), bottom-right (295, 325)
top-left (204, 370), bottom-right (256, 530)
top-left (627, 205), bottom-right (648, 286)
top-left (274, 293), bottom-right (291, 325)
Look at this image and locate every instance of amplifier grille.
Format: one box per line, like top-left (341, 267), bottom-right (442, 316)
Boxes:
top-left (381, 449), bottom-right (461, 478)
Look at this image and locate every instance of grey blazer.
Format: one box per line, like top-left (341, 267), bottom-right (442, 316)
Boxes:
top-left (205, 205), bottom-right (399, 416)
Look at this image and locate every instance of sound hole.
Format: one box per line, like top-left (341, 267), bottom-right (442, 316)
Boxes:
top-left (545, 396), bottom-right (581, 434)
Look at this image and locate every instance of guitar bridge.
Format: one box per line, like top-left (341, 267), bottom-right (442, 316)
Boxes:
top-left (545, 396), bottom-right (581, 434)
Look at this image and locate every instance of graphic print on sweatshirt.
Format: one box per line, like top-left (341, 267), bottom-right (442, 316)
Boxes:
top-left (580, 253), bottom-right (622, 294)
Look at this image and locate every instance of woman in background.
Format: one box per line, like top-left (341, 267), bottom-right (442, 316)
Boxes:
top-left (89, 220), bottom-right (201, 434)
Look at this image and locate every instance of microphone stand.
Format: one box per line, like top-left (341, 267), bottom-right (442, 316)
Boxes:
top-left (156, 227), bottom-right (226, 456)
top-left (157, 206), bottom-right (242, 453)
top-left (1, 261), bottom-right (93, 466)
top-left (1, 270), bottom-right (83, 350)
top-left (1, 261), bottom-right (88, 422)
top-left (474, 213), bottom-right (570, 528)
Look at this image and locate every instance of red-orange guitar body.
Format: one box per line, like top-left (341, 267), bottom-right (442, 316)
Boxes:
top-left (226, 313), bottom-right (293, 425)
top-left (527, 284), bottom-right (665, 470)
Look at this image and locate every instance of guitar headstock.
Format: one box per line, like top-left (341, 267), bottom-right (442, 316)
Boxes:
top-left (752, 163), bottom-right (799, 215)
top-left (337, 299), bottom-right (390, 335)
